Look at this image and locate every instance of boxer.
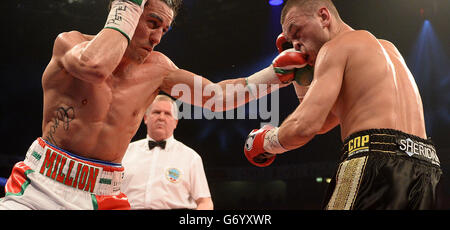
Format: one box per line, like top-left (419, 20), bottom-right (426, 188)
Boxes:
top-left (244, 0), bottom-right (442, 210)
top-left (0, 0), bottom-right (307, 209)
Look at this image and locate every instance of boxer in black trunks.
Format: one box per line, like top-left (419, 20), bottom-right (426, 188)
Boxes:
top-left (324, 129), bottom-right (441, 209)
top-left (243, 0), bottom-right (442, 209)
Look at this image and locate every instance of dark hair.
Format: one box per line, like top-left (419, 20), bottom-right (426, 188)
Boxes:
top-left (109, 0), bottom-right (182, 18)
top-left (280, 0), bottom-right (340, 24)
top-left (159, 0), bottom-right (182, 18)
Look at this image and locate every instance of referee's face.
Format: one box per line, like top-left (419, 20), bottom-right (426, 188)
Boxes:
top-left (145, 100), bottom-right (178, 141)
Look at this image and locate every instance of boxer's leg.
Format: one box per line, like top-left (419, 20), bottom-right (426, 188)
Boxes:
top-left (0, 162), bottom-right (34, 210)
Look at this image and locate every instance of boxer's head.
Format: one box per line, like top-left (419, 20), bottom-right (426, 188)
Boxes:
top-left (280, 0), bottom-right (341, 65)
top-left (144, 95), bottom-right (179, 141)
top-left (117, 0), bottom-right (182, 63)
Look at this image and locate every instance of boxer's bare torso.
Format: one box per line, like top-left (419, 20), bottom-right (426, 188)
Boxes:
top-left (280, 14), bottom-right (426, 148)
top-left (41, 0), bottom-right (183, 163)
top-left (40, 0), bottom-right (252, 163)
top-left (330, 30), bottom-right (427, 139)
top-left (42, 35), bottom-right (173, 163)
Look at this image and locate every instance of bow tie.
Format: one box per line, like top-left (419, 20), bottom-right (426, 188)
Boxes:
top-left (148, 140), bottom-right (166, 150)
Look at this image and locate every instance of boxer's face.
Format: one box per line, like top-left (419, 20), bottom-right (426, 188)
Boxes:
top-left (282, 6), bottom-right (330, 66)
top-left (145, 100), bottom-right (178, 141)
top-left (128, 0), bottom-right (174, 62)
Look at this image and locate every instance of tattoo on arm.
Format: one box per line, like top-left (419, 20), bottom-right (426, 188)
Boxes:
top-left (265, 134), bottom-right (280, 153)
top-left (45, 106), bottom-right (75, 145)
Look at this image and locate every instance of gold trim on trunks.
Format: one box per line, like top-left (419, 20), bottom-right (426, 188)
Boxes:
top-left (326, 156), bottom-right (368, 210)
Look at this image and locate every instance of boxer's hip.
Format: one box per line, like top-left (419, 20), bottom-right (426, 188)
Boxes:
top-left (0, 138), bottom-right (129, 210)
top-left (340, 128), bottom-right (440, 166)
top-left (325, 129), bottom-right (442, 210)
top-left (24, 138), bottom-right (125, 195)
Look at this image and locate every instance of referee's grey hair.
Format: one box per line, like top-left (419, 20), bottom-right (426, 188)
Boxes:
top-left (145, 95), bottom-right (179, 120)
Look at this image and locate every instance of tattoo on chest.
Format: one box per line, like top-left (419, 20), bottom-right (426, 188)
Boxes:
top-left (45, 106), bottom-right (75, 145)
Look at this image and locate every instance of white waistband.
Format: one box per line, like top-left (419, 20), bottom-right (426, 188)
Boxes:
top-left (23, 138), bottom-right (124, 196)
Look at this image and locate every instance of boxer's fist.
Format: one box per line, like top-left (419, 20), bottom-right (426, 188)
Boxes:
top-left (276, 33), bottom-right (293, 53)
top-left (244, 126), bottom-right (276, 167)
top-left (272, 48), bottom-right (308, 83)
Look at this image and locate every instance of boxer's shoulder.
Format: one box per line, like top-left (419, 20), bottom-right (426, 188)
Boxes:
top-left (53, 31), bottom-right (90, 57)
top-left (144, 51), bottom-right (178, 70)
top-left (55, 31), bottom-right (91, 45)
top-left (330, 30), bottom-right (374, 45)
top-left (378, 39), bottom-right (394, 47)
top-left (378, 39), bottom-right (401, 56)
top-left (326, 30), bottom-right (380, 56)
top-left (56, 30), bottom-right (85, 39)
top-left (342, 30), bottom-right (375, 39)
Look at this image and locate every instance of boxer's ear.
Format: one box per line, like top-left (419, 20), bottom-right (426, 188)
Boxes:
top-left (317, 7), bottom-right (331, 28)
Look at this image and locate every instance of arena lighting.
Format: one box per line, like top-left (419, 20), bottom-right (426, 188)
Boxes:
top-left (409, 19), bottom-right (450, 132)
top-left (0, 177), bottom-right (7, 187)
top-left (316, 177), bottom-right (332, 183)
top-left (269, 0), bottom-right (284, 7)
top-left (67, 0), bottom-right (84, 3)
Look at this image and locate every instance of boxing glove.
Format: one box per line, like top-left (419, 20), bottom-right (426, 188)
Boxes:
top-left (276, 33), bottom-right (293, 53)
top-left (105, 0), bottom-right (148, 42)
top-left (272, 48), bottom-right (308, 84)
top-left (274, 33), bottom-right (314, 86)
top-left (244, 126), bottom-right (276, 167)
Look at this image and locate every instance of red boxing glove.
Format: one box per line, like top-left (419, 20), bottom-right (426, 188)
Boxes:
top-left (276, 33), bottom-right (293, 53)
top-left (272, 48), bottom-right (308, 83)
top-left (275, 33), bottom-right (314, 85)
top-left (244, 126), bottom-right (276, 167)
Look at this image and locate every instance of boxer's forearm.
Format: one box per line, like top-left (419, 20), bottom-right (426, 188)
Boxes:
top-left (210, 78), bottom-right (287, 112)
top-left (277, 104), bottom-right (325, 150)
top-left (211, 66), bottom-right (290, 111)
top-left (277, 113), bottom-right (337, 150)
top-left (277, 120), bottom-right (315, 151)
top-left (317, 112), bottom-right (340, 134)
top-left (164, 66), bottom-right (289, 111)
top-left (164, 74), bottom-right (251, 111)
top-left (212, 78), bottom-right (251, 111)
top-left (61, 29), bottom-right (128, 84)
top-left (277, 114), bottom-right (337, 151)
top-left (61, 0), bottom-right (145, 84)
top-left (175, 77), bottom-right (252, 112)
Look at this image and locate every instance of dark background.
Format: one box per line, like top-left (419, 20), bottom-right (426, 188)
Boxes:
top-left (1, 0), bottom-right (449, 209)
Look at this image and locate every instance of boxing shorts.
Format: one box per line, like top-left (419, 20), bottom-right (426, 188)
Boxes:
top-left (323, 129), bottom-right (442, 210)
top-left (0, 138), bottom-right (130, 210)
